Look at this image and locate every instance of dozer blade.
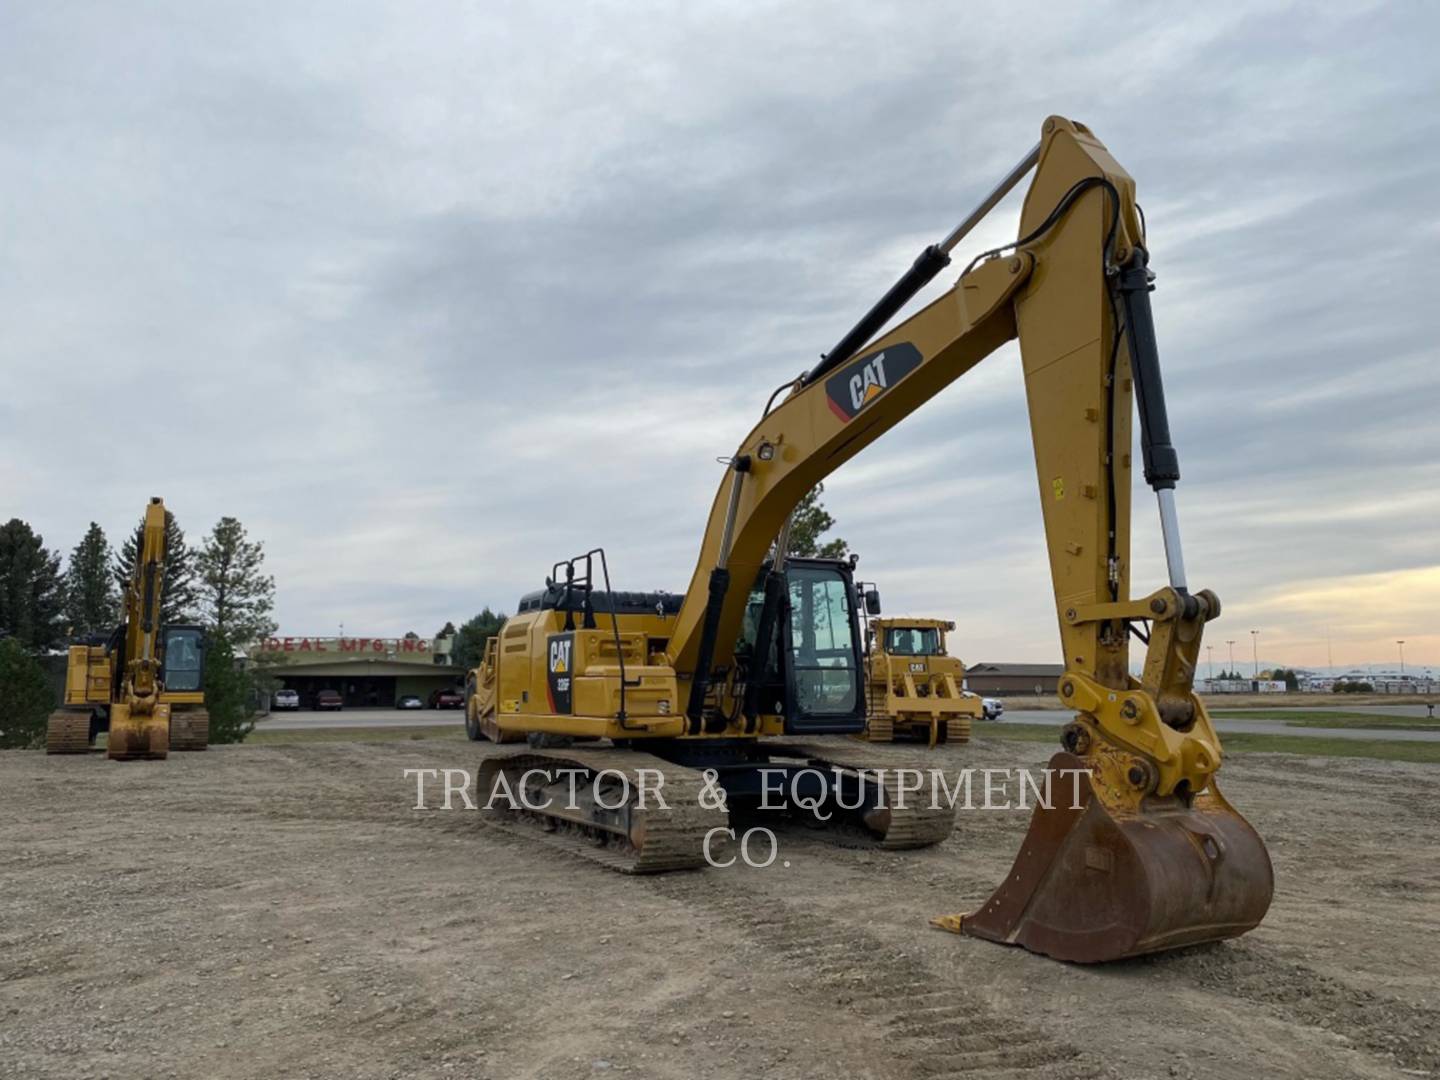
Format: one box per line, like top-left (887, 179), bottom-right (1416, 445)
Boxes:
top-left (107, 704), bottom-right (171, 761)
top-left (936, 751), bottom-right (1273, 963)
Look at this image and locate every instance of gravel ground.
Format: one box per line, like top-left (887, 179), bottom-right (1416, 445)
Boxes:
top-left (1, 733), bottom-right (1437, 1080)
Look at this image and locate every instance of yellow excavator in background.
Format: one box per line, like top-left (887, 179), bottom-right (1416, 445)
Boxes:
top-left (46, 497), bottom-right (209, 759)
top-left (856, 595), bottom-right (981, 746)
top-left (467, 116), bottom-right (1273, 963)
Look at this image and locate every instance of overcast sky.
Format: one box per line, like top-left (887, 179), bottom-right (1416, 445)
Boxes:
top-left (2, 1), bottom-right (1436, 672)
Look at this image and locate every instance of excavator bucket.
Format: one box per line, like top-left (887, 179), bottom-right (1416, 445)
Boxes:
top-left (107, 703), bottom-right (171, 761)
top-left (936, 751), bottom-right (1273, 963)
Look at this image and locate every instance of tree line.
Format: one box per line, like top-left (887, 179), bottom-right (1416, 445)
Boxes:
top-left (0, 509), bottom-right (276, 748)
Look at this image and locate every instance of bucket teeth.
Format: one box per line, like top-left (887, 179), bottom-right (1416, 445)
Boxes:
top-left (942, 751), bottom-right (1273, 963)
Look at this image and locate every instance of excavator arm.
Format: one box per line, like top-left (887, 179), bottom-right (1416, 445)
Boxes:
top-left (107, 496), bottom-right (175, 759)
top-left (667, 115), bottom-right (1272, 960)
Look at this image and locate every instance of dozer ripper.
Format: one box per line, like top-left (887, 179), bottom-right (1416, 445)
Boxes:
top-left (468, 116), bottom-right (1272, 962)
top-left (855, 590), bottom-right (982, 746)
top-left (47, 497), bottom-right (209, 759)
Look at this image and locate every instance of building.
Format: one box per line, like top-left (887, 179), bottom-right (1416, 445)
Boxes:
top-left (964, 662), bottom-right (1065, 697)
top-left (1196, 678), bottom-right (1287, 694)
top-left (250, 632), bottom-right (465, 708)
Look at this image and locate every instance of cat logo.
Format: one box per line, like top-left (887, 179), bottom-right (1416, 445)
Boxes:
top-left (546, 632), bottom-right (575, 713)
top-left (850, 353), bottom-right (889, 410)
top-left (549, 638), bottom-right (571, 674)
top-left (824, 343), bottom-right (922, 423)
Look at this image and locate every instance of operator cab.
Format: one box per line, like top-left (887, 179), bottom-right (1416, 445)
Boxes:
top-left (740, 557), bottom-right (865, 735)
top-left (159, 625), bottom-right (206, 693)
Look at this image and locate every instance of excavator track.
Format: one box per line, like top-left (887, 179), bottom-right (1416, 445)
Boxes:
top-left (864, 714), bottom-right (895, 742)
top-left (767, 739), bottom-right (957, 849)
top-left (170, 710), bottom-right (210, 751)
top-left (477, 748), bottom-right (725, 873)
top-left (45, 711), bottom-right (93, 754)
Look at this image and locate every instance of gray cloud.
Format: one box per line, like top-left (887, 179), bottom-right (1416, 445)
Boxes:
top-left (2, 0), bottom-right (1436, 670)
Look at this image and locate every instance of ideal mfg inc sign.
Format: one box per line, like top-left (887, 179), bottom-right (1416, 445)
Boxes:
top-left (256, 636), bottom-right (432, 657)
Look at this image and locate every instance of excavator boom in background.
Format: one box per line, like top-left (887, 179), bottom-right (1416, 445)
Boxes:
top-left (467, 116), bottom-right (1273, 963)
top-left (47, 496), bottom-right (210, 759)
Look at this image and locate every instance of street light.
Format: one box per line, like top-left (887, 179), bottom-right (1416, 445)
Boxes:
top-left (1250, 629), bottom-right (1260, 678)
top-left (1226, 639), bottom-right (1236, 678)
top-left (1206, 644), bottom-right (1215, 679)
top-left (1398, 639), bottom-right (1406, 675)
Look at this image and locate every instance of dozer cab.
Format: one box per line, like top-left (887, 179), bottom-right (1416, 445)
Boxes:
top-left (465, 116), bottom-right (1272, 963)
top-left (858, 599), bottom-right (981, 746)
top-left (46, 497), bottom-right (210, 759)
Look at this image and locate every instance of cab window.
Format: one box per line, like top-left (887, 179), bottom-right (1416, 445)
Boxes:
top-left (162, 628), bottom-right (204, 692)
top-left (885, 627), bottom-right (940, 656)
top-left (787, 566), bottom-right (858, 715)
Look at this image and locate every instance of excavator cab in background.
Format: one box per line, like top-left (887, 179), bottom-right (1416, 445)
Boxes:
top-left (47, 497), bottom-right (210, 759)
top-left (467, 116), bottom-right (1273, 963)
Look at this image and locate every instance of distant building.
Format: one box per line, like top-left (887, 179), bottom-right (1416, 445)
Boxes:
top-left (249, 632), bottom-right (464, 709)
top-left (1197, 678), bottom-right (1286, 694)
top-left (964, 662), bottom-right (1064, 696)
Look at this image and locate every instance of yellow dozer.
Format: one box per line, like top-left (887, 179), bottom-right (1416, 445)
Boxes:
top-left (860, 612), bottom-right (981, 746)
top-left (46, 497), bottom-right (209, 759)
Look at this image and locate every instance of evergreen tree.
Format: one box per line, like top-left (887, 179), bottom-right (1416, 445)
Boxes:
top-left (453, 607), bottom-right (507, 671)
top-left (0, 519), bottom-right (64, 651)
top-left (115, 508), bottom-right (197, 625)
top-left (785, 483), bottom-right (847, 560)
top-left (0, 636), bottom-right (55, 749)
top-left (195, 516), bottom-right (276, 646)
top-left (63, 522), bottom-right (118, 637)
top-left (202, 634), bottom-right (257, 744)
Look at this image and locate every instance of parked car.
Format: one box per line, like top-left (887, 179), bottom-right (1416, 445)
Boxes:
top-left (428, 688), bottom-right (464, 710)
top-left (272, 688), bottom-right (300, 711)
top-left (396, 695), bottom-right (423, 710)
top-left (313, 689), bottom-right (343, 712)
top-left (982, 697), bottom-right (1004, 721)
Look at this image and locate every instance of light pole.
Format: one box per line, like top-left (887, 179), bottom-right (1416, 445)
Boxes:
top-left (1398, 640), bottom-right (1406, 675)
top-left (1226, 639), bottom-right (1236, 678)
top-left (1207, 644), bottom-right (1215, 680)
top-left (1250, 629), bottom-right (1260, 677)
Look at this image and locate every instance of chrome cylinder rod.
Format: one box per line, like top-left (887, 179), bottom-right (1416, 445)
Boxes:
top-left (939, 142), bottom-right (1042, 254)
top-left (1156, 488), bottom-right (1188, 592)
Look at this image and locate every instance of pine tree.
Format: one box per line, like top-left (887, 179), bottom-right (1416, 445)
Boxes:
top-left (453, 607), bottom-right (507, 671)
top-left (115, 508), bottom-right (198, 626)
top-left (0, 636), bottom-right (56, 748)
top-left (786, 483), bottom-right (848, 560)
top-left (63, 523), bottom-right (118, 637)
top-left (0, 519), bottom-right (64, 651)
top-left (195, 517), bottom-right (276, 647)
top-left (202, 634), bottom-right (257, 744)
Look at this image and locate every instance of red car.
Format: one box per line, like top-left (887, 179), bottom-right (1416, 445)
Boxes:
top-left (429, 688), bottom-right (464, 709)
top-left (313, 689), bottom-right (343, 711)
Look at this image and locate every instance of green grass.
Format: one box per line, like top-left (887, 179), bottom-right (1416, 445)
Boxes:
top-left (1213, 709), bottom-right (1440, 731)
top-left (977, 722), bottom-right (1440, 764)
top-left (1214, 731), bottom-right (1440, 764)
top-left (247, 724), bottom-right (467, 745)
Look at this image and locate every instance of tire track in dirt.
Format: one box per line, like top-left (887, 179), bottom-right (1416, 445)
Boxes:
top-left (647, 875), bottom-right (1099, 1080)
top-left (1143, 942), bottom-right (1440, 1075)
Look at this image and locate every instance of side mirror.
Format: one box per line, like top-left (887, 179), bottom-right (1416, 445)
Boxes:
top-left (864, 588), bottom-right (882, 616)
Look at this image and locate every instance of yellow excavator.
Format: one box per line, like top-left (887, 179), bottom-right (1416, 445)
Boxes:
top-left (857, 601), bottom-right (981, 746)
top-left (467, 116), bottom-right (1273, 962)
top-left (46, 497), bottom-right (209, 759)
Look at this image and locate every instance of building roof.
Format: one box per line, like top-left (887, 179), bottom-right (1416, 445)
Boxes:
top-left (967, 663), bottom-right (1067, 677)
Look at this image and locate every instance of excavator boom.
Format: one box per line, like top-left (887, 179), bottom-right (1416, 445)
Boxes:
top-left (107, 497), bottom-right (174, 759)
top-left (670, 115), bottom-right (1271, 960)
